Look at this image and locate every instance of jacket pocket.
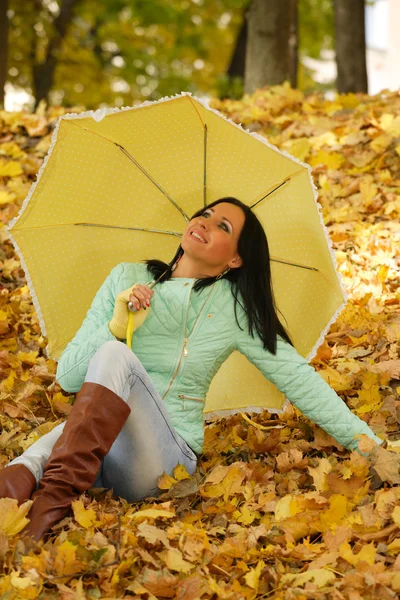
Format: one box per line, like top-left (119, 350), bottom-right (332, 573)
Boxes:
top-left (178, 393), bottom-right (206, 410)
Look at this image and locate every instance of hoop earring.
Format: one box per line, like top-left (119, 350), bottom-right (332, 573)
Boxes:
top-left (171, 252), bottom-right (183, 272)
top-left (216, 267), bottom-right (230, 280)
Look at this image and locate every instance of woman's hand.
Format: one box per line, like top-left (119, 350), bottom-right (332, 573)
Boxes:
top-left (109, 284), bottom-right (154, 339)
top-left (128, 284), bottom-right (154, 311)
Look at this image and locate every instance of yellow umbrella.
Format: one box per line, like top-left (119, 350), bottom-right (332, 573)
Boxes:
top-left (6, 92), bottom-right (348, 416)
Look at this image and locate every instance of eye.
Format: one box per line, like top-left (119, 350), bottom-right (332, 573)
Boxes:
top-left (202, 211), bottom-right (229, 232)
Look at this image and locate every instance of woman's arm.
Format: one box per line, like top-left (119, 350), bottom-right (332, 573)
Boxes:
top-left (235, 318), bottom-right (383, 453)
top-left (55, 263), bottom-right (126, 393)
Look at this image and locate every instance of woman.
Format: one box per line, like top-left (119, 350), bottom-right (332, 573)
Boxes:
top-left (0, 197), bottom-right (383, 541)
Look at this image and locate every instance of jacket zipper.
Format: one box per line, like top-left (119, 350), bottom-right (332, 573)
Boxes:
top-left (162, 281), bottom-right (217, 403)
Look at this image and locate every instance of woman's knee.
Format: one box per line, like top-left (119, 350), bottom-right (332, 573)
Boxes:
top-left (86, 341), bottom-right (143, 398)
top-left (89, 341), bottom-right (136, 373)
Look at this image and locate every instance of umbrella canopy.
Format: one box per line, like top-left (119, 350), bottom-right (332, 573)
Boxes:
top-left (7, 92), bottom-right (348, 415)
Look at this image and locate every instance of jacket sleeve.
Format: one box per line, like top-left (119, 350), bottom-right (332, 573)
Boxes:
top-left (235, 319), bottom-right (383, 452)
top-left (55, 263), bottom-right (126, 393)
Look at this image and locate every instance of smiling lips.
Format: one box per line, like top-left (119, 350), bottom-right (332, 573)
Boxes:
top-left (190, 230), bottom-right (207, 243)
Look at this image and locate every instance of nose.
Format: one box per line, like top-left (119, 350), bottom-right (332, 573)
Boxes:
top-left (196, 218), bottom-right (207, 231)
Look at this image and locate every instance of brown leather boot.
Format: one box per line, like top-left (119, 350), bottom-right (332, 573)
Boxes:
top-left (20, 382), bottom-right (131, 541)
top-left (0, 464), bottom-right (37, 504)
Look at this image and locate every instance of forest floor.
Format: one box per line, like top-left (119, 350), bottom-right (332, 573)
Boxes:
top-left (0, 85), bottom-right (399, 599)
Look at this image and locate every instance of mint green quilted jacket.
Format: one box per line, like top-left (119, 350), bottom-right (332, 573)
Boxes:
top-left (56, 262), bottom-right (382, 454)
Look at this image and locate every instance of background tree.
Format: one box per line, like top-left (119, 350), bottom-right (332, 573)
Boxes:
top-left (244, 0), bottom-right (292, 95)
top-left (0, 0), bottom-right (9, 108)
top-left (225, 0), bottom-right (335, 99)
top-left (333, 0), bottom-right (368, 93)
top-left (5, 0), bottom-right (248, 110)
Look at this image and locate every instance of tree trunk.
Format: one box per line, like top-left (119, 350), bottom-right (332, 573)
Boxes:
top-left (0, 0), bottom-right (9, 109)
top-left (227, 16), bottom-right (247, 79)
top-left (244, 0), bottom-right (291, 95)
top-left (289, 0), bottom-right (298, 89)
top-left (333, 0), bottom-right (368, 93)
top-left (32, 0), bottom-right (79, 111)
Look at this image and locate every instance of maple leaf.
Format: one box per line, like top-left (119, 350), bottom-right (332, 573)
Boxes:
top-left (0, 498), bottom-right (33, 537)
top-left (71, 499), bottom-right (98, 528)
top-left (244, 559), bottom-right (265, 591)
top-left (157, 548), bottom-right (194, 573)
top-left (281, 568), bottom-right (336, 588)
top-left (339, 541), bottom-right (376, 566)
top-left (137, 522), bottom-right (170, 547)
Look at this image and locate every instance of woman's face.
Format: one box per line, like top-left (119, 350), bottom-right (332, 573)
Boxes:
top-left (181, 202), bottom-right (245, 272)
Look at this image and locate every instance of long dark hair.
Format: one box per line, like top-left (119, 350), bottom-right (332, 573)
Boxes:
top-left (143, 197), bottom-right (294, 355)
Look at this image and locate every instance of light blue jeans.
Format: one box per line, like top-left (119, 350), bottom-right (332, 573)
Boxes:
top-left (7, 341), bottom-right (198, 502)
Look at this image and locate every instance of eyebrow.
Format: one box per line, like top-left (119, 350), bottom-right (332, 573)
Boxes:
top-left (206, 207), bottom-right (233, 230)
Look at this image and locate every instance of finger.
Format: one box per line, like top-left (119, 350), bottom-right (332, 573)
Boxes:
top-left (133, 286), bottom-right (153, 303)
top-left (138, 285), bottom-right (154, 300)
top-left (130, 290), bottom-right (148, 309)
top-left (129, 297), bottom-right (141, 311)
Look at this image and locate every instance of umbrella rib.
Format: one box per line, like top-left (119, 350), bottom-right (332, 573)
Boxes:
top-left (250, 167), bottom-right (305, 209)
top-left (116, 144), bottom-right (190, 223)
top-left (74, 223), bottom-right (182, 237)
top-left (270, 256), bottom-right (340, 289)
top-left (186, 97), bottom-right (208, 207)
top-left (270, 256), bottom-right (319, 272)
top-left (67, 121), bottom-right (190, 223)
top-left (11, 224), bottom-right (182, 237)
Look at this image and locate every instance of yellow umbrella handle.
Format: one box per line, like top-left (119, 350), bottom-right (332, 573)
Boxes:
top-left (126, 311), bottom-right (134, 349)
top-left (125, 278), bottom-right (158, 350)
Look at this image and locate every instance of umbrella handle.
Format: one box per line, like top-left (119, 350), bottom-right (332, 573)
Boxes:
top-left (126, 311), bottom-right (134, 349)
top-left (126, 278), bottom-right (157, 349)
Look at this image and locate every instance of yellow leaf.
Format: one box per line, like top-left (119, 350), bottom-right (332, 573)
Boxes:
top-left (52, 391), bottom-right (72, 404)
top-left (392, 506), bottom-right (400, 526)
top-left (0, 160), bottom-right (23, 177)
top-left (274, 495), bottom-right (299, 521)
top-left (309, 150), bottom-right (344, 170)
top-left (1, 372), bottom-right (16, 392)
top-left (10, 569), bottom-right (42, 599)
top-left (393, 572), bottom-right (400, 593)
top-left (319, 494), bottom-right (349, 531)
top-left (0, 498), bottom-right (33, 537)
top-left (53, 540), bottom-right (80, 576)
top-left (0, 190), bottom-right (17, 205)
top-left (339, 541), bottom-right (376, 566)
top-left (318, 366), bottom-right (351, 392)
top-left (137, 522), bottom-right (170, 546)
top-left (284, 138), bottom-right (310, 162)
top-left (308, 458), bottom-right (332, 492)
top-left (129, 508), bottom-right (175, 520)
top-left (0, 142), bottom-right (26, 159)
top-left (356, 374), bottom-right (383, 415)
top-left (281, 569), bottom-right (335, 588)
top-left (244, 560), bottom-right (265, 590)
top-left (233, 505), bottom-right (258, 525)
top-left (387, 538), bottom-right (400, 556)
top-left (378, 264), bottom-right (390, 283)
top-left (157, 548), bottom-right (194, 573)
top-left (359, 178), bottom-right (378, 206)
top-left (17, 351), bottom-right (39, 366)
top-left (370, 133), bottom-right (392, 154)
top-left (72, 499), bottom-right (97, 528)
top-left (173, 463), bottom-right (190, 481)
top-left (157, 472), bottom-right (177, 490)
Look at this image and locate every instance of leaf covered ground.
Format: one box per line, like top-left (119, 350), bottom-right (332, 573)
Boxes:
top-left (0, 86), bottom-right (399, 599)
